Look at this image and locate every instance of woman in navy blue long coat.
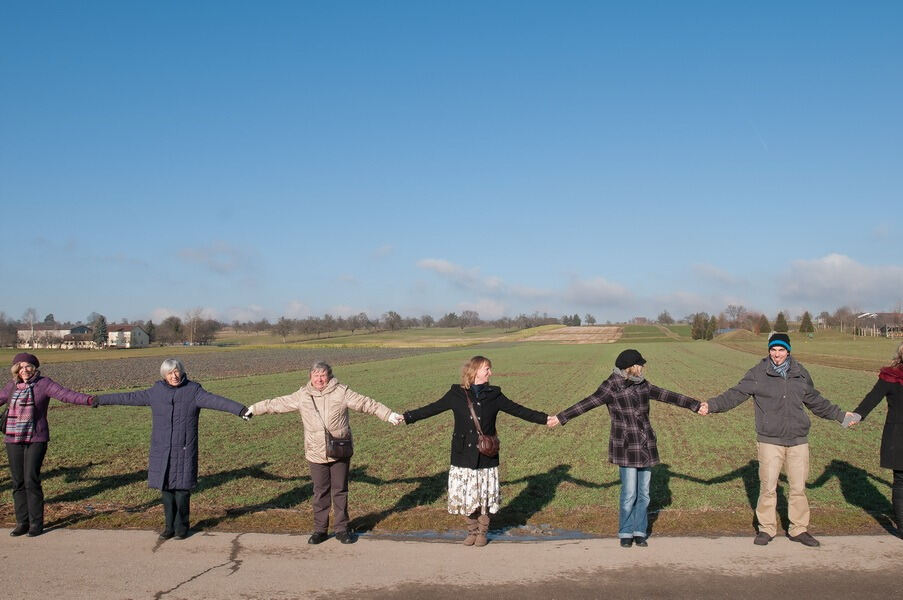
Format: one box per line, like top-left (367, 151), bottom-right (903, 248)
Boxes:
top-left (96, 358), bottom-right (250, 539)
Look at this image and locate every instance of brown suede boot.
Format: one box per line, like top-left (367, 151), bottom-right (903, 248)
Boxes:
top-left (475, 514), bottom-right (490, 547)
top-left (462, 515), bottom-right (479, 546)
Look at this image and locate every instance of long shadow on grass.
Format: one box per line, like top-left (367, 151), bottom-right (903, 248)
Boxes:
top-left (494, 464), bottom-right (615, 529)
top-left (809, 459), bottom-right (895, 534)
top-left (349, 470), bottom-right (449, 533)
top-left (191, 462), bottom-right (318, 531)
top-left (46, 466), bottom-right (149, 503)
top-left (669, 460), bottom-right (794, 533)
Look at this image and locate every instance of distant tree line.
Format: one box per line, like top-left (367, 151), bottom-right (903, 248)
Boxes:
top-left (652, 304), bottom-right (874, 340)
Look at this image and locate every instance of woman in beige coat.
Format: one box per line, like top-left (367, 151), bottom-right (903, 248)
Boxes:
top-left (246, 361), bottom-right (402, 544)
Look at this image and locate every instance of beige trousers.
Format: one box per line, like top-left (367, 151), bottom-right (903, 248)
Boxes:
top-left (756, 442), bottom-right (810, 537)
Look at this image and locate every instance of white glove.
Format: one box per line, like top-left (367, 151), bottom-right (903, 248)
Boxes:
top-left (241, 406), bottom-right (254, 421)
top-left (388, 412), bottom-right (404, 425)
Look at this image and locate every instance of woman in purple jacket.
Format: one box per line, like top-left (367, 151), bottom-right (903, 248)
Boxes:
top-left (1, 353), bottom-right (95, 537)
top-left (94, 358), bottom-right (250, 540)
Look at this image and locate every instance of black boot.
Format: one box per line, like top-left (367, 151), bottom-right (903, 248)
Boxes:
top-left (161, 490), bottom-right (176, 539)
top-left (893, 487), bottom-right (903, 538)
top-left (10, 523), bottom-right (29, 537)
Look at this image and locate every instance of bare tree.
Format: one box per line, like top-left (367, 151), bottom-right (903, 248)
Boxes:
top-left (22, 307), bottom-right (38, 347)
top-left (460, 310), bottom-right (481, 329)
top-left (382, 311), bottom-right (402, 331)
top-left (273, 317), bottom-right (293, 343)
top-left (725, 305), bottom-right (746, 328)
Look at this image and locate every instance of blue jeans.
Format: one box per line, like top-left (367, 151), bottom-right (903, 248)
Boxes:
top-left (618, 466), bottom-right (651, 538)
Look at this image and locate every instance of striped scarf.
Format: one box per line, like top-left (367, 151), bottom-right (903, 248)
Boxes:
top-left (771, 358), bottom-right (791, 378)
top-left (6, 379), bottom-right (37, 443)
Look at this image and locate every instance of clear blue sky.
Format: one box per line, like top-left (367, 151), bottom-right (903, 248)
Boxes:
top-left (2, 1), bottom-right (901, 325)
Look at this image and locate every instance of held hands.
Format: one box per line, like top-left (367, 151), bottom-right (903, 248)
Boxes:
top-left (842, 412), bottom-right (861, 428)
top-left (388, 412), bottom-right (404, 426)
top-left (697, 402), bottom-right (709, 416)
top-left (241, 407), bottom-right (254, 421)
top-left (547, 415), bottom-right (560, 429)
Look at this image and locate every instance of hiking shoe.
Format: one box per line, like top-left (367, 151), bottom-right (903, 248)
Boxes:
top-left (788, 532), bottom-right (820, 547)
top-left (633, 536), bottom-right (648, 547)
top-left (335, 531), bottom-right (356, 544)
top-left (10, 523), bottom-right (29, 537)
top-left (620, 538), bottom-right (633, 548)
top-left (754, 532), bottom-right (773, 546)
top-left (158, 529), bottom-right (175, 540)
top-left (308, 531), bottom-right (329, 545)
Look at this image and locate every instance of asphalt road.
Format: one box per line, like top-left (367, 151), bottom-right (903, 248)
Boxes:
top-left (1, 529), bottom-right (901, 599)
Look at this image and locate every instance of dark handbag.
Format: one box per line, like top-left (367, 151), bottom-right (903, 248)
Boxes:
top-left (0, 405), bottom-right (7, 434)
top-left (465, 390), bottom-right (500, 457)
top-left (310, 396), bottom-right (354, 459)
top-left (325, 429), bottom-right (354, 459)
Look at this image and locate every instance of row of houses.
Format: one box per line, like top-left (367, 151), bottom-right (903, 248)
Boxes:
top-left (17, 325), bottom-right (150, 349)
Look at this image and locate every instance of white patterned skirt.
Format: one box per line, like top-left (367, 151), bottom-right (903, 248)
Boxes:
top-left (447, 465), bottom-right (501, 515)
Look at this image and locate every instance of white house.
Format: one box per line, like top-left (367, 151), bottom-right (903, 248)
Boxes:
top-left (17, 326), bottom-right (72, 349)
top-left (106, 325), bottom-right (150, 348)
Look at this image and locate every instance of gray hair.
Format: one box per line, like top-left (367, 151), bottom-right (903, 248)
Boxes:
top-left (310, 361), bottom-right (333, 379)
top-left (160, 358), bottom-right (186, 379)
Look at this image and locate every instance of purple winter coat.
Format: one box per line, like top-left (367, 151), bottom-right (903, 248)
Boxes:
top-left (96, 379), bottom-right (246, 490)
top-left (0, 375), bottom-right (94, 443)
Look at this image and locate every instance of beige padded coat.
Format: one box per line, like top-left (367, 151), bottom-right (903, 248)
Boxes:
top-left (249, 377), bottom-right (392, 464)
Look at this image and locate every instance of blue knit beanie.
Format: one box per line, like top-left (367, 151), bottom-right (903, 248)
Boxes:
top-left (768, 333), bottom-right (791, 352)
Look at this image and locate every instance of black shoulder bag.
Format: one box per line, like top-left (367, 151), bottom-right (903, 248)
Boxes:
top-left (310, 396), bottom-right (353, 459)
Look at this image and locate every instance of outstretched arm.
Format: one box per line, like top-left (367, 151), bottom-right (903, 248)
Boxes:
top-left (43, 378), bottom-right (94, 406)
top-left (195, 387), bottom-right (246, 416)
top-left (498, 393), bottom-right (547, 424)
top-left (707, 369), bottom-right (758, 413)
top-left (851, 379), bottom-right (891, 422)
top-left (96, 388), bottom-right (153, 407)
top-left (402, 391), bottom-right (454, 425)
top-left (648, 384), bottom-right (700, 412)
top-left (555, 384), bottom-right (611, 426)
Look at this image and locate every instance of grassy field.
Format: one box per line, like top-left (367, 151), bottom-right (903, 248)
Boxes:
top-left (715, 328), bottom-right (900, 372)
top-left (2, 335), bottom-right (896, 538)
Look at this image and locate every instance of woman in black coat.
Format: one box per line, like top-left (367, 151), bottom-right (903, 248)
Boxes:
top-left (402, 356), bottom-right (547, 547)
top-left (95, 359), bottom-right (250, 540)
top-left (852, 342), bottom-right (903, 536)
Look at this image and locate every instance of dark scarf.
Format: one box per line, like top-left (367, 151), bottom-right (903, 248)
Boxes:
top-left (6, 377), bottom-right (37, 442)
top-left (879, 366), bottom-right (903, 385)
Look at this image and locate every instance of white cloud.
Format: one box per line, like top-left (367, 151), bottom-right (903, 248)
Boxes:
top-left (224, 305), bottom-right (269, 323)
top-left (327, 305), bottom-right (368, 318)
top-left (417, 258), bottom-right (484, 290)
top-left (779, 254), bottom-right (903, 310)
top-left (372, 244), bottom-right (394, 259)
top-left (150, 307), bottom-right (180, 322)
top-left (179, 241), bottom-right (255, 275)
top-left (692, 263), bottom-right (744, 287)
top-left (284, 301), bottom-right (312, 319)
top-left (417, 258), bottom-right (553, 300)
top-left (457, 299), bottom-right (508, 320)
top-left (563, 277), bottom-right (633, 307)
top-left (151, 306), bottom-right (222, 322)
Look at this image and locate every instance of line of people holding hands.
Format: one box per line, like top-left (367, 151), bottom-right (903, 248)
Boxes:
top-left (3, 332), bottom-right (902, 548)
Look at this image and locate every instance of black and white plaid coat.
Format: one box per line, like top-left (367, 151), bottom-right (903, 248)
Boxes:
top-left (557, 372), bottom-right (700, 468)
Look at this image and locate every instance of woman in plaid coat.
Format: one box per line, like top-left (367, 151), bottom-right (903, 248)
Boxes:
top-left (548, 349), bottom-right (702, 547)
